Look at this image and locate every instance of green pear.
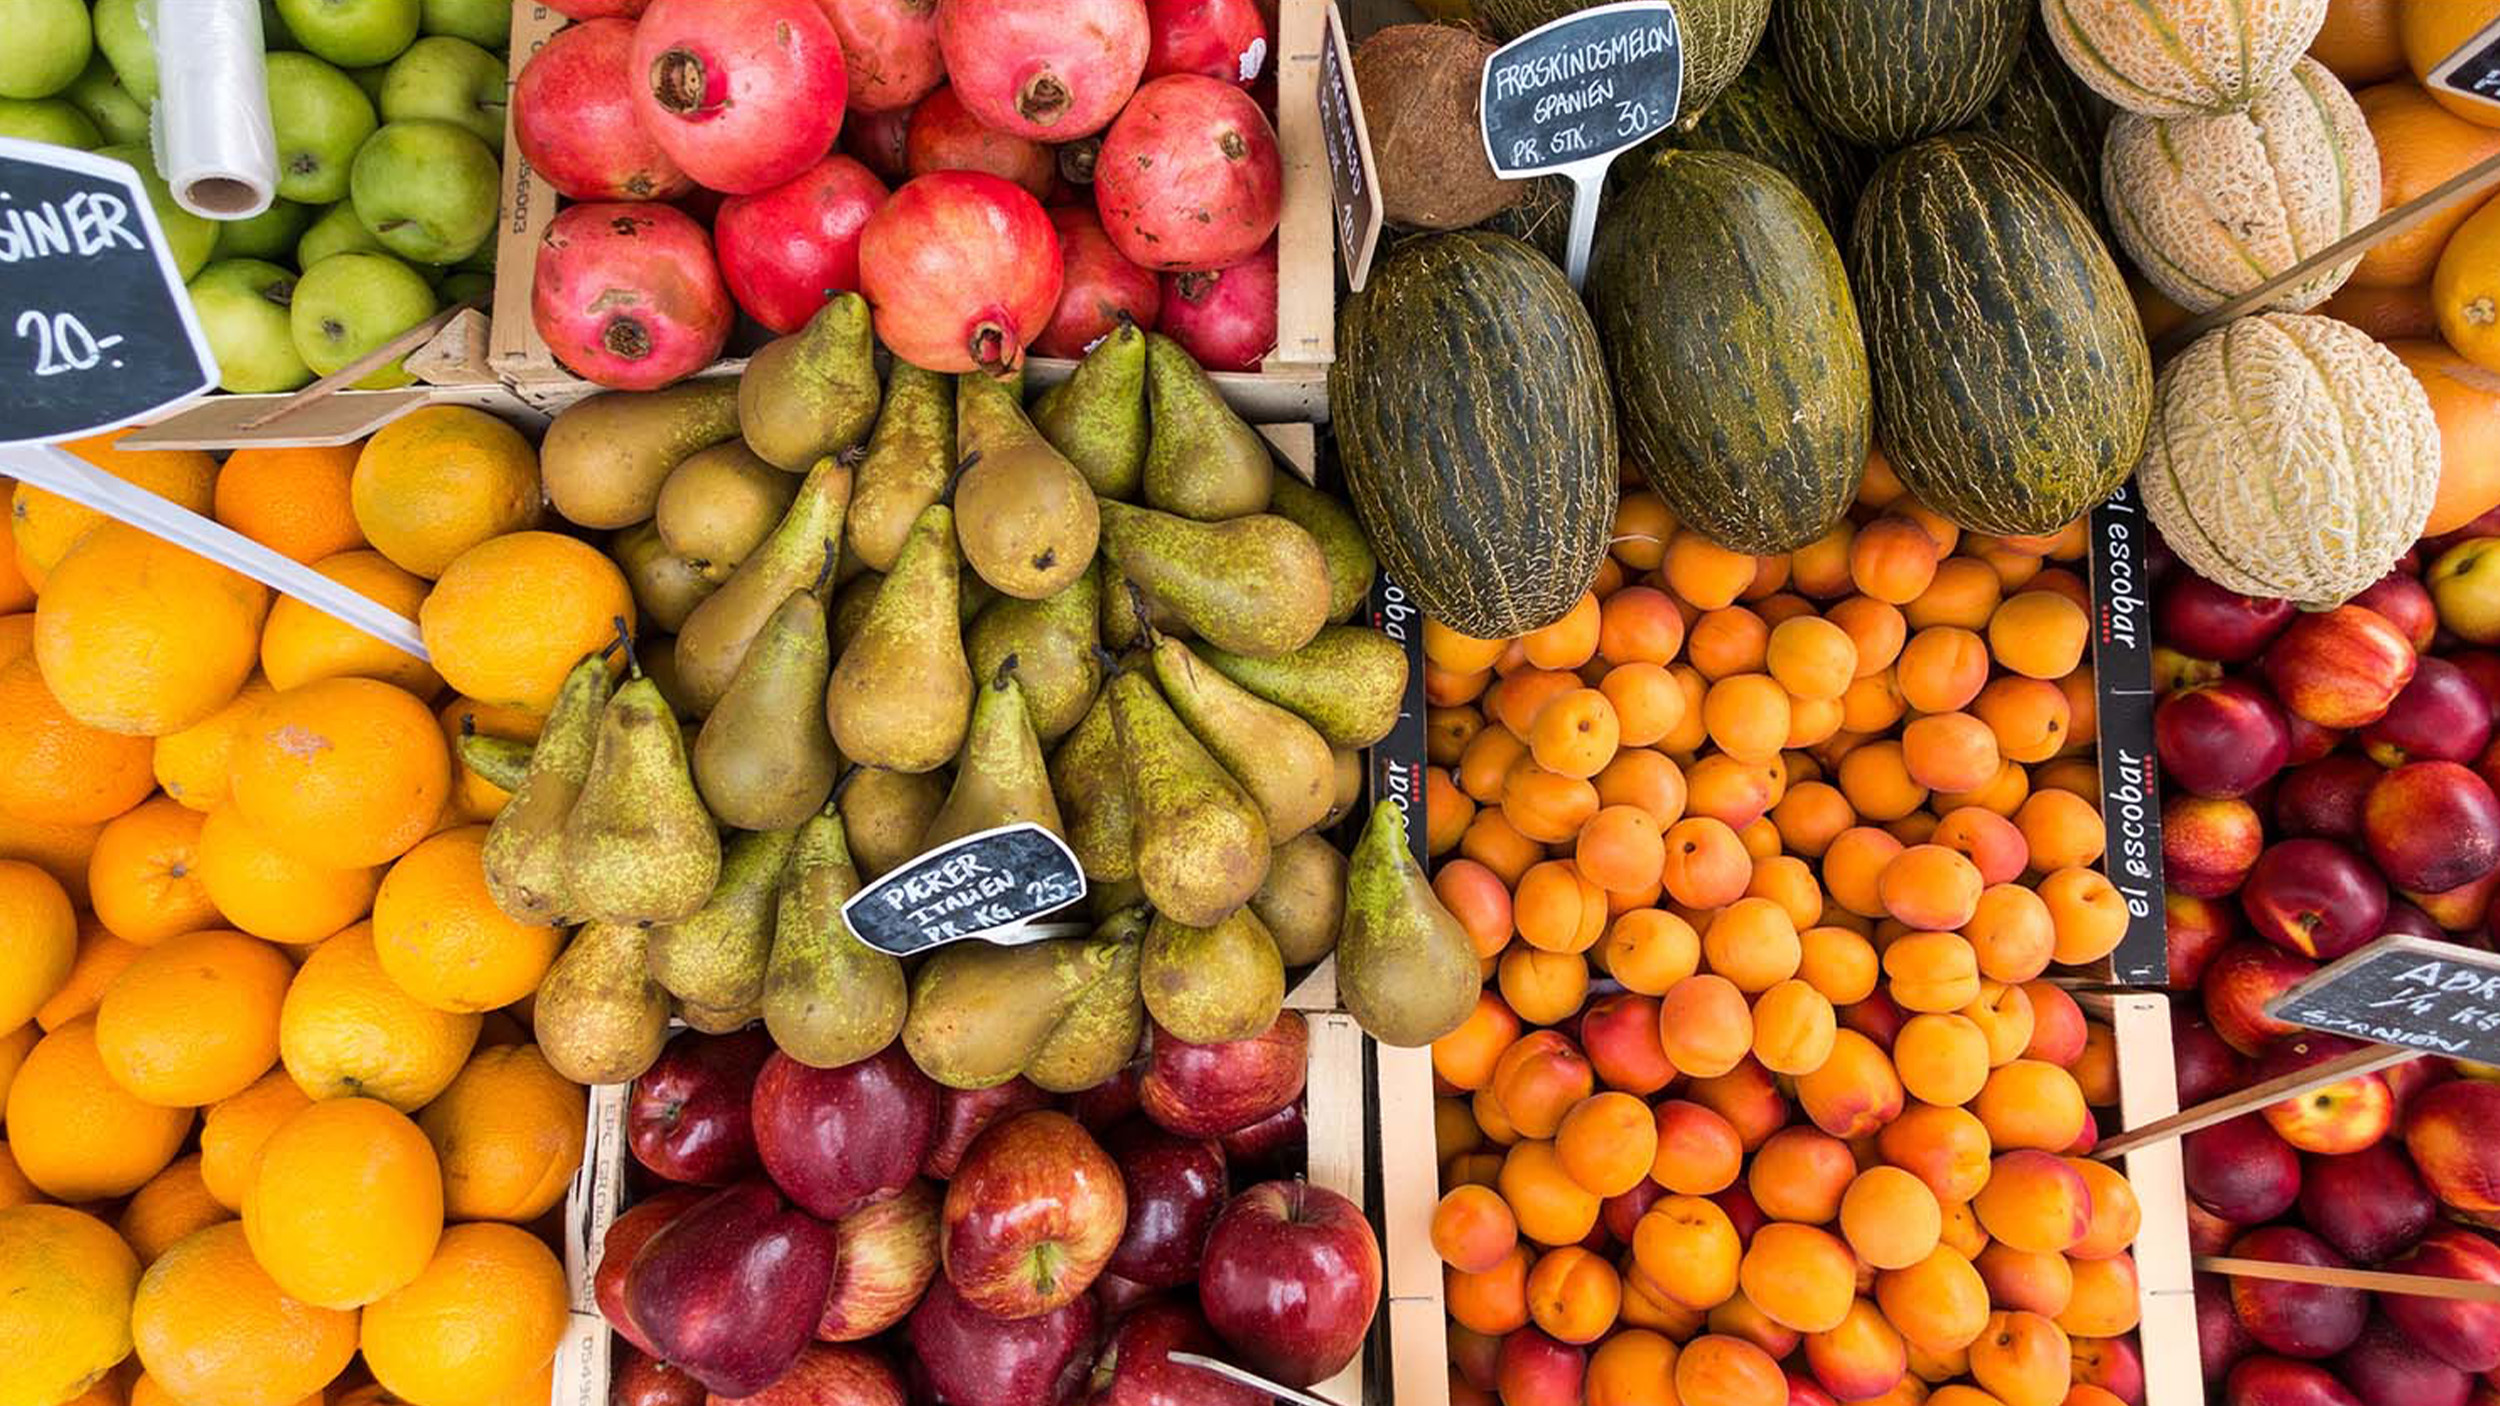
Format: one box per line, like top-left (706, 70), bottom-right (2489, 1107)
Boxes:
top-left (764, 804), bottom-right (907, 1068)
top-left (541, 380), bottom-right (743, 530)
top-left (479, 649), bottom-right (612, 923)
top-left (965, 564), bottom-right (1102, 744)
top-left (1264, 473), bottom-right (1377, 622)
top-left (1141, 905), bottom-right (1285, 1044)
top-left (561, 672), bottom-right (721, 926)
top-left (845, 363), bottom-right (955, 572)
top-left (1024, 915), bottom-right (1145, 1094)
top-left (535, 921), bottom-right (669, 1085)
top-left (1199, 624), bottom-right (1412, 748)
top-left (902, 938), bottom-right (1096, 1090)
top-left (693, 578), bottom-right (838, 831)
top-left (655, 440), bottom-right (795, 577)
top-left (1150, 635), bottom-right (1333, 842)
top-left (1253, 831), bottom-right (1348, 967)
top-left (824, 503), bottom-right (971, 772)
top-left (674, 454), bottom-right (851, 715)
top-left (1033, 320), bottom-right (1146, 499)
top-left (740, 293), bottom-right (881, 472)
top-left (1141, 331), bottom-right (1272, 519)
top-left (839, 766), bottom-right (950, 881)
top-left (1107, 669), bottom-right (1268, 926)
top-left (1096, 501), bottom-right (1329, 658)
top-left (646, 825), bottom-right (798, 1012)
top-left (1048, 689), bottom-right (1133, 884)
top-left (954, 373), bottom-right (1097, 600)
top-left (1337, 800), bottom-right (1479, 1047)
top-left (923, 661), bottom-right (1064, 849)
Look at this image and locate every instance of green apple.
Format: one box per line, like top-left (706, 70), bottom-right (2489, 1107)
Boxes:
top-left (348, 118), bottom-right (497, 264)
top-left (275, 0), bottom-right (419, 68)
top-left (0, 0), bottom-right (92, 99)
top-left (296, 200), bottom-right (385, 266)
top-left (266, 51), bottom-right (376, 204)
top-left (348, 64), bottom-right (389, 103)
top-left (379, 36), bottom-right (503, 146)
top-left (419, 0), bottom-right (505, 49)
top-left (89, 0), bottom-right (155, 103)
top-left (0, 97), bottom-right (100, 147)
top-left (212, 199), bottom-right (314, 262)
top-left (62, 58), bottom-right (147, 144)
top-left (289, 250), bottom-right (436, 387)
top-left (454, 234), bottom-right (492, 273)
top-left (94, 142), bottom-right (216, 278)
top-left (190, 259), bottom-right (313, 392)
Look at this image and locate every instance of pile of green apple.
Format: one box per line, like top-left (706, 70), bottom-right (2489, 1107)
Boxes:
top-left (0, 0), bottom-right (510, 393)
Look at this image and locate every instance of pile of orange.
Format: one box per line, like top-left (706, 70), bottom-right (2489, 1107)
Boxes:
top-left (1420, 455), bottom-right (2143, 1406)
top-left (0, 416), bottom-right (601, 1406)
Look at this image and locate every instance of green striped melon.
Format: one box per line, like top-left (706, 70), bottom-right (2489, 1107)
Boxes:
top-left (1773, 0), bottom-right (2030, 147)
top-left (1473, 0), bottom-right (1770, 123)
top-left (2042, 0), bottom-right (2328, 116)
top-left (2103, 56), bottom-right (2380, 313)
top-left (2139, 313), bottom-right (2438, 607)
top-left (1648, 58), bottom-right (1873, 237)
top-left (1977, 27), bottom-right (2115, 234)
top-left (1588, 150), bottom-right (1869, 553)
top-left (1331, 232), bottom-right (1619, 638)
top-left (1849, 133), bottom-right (2153, 536)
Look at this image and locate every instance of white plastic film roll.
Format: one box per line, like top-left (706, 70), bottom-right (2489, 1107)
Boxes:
top-left (149, 0), bottom-right (279, 218)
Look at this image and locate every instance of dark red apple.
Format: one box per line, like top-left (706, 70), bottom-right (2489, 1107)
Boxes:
top-left (628, 1028), bottom-right (774, 1185)
top-left (2367, 762), bottom-right (2500, 893)
top-left (2226, 1356), bottom-right (2364, 1406)
top-left (1072, 1061), bottom-right (1144, 1131)
top-left (2273, 756), bottom-right (2382, 843)
top-left (2172, 1007), bottom-right (2251, 1106)
top-left (2356, 571), bottom-right (2441, 651)
top-left (2338, 1313), bottom-right (2473, 1406)
top-left (611, 1345), bottom-right (704, 1406)
top-left (2367, 659), bottom-right (2495, 766)
top-left (2263, 605), bottom-right (2419, 729)
top-left (1200, 1181), bottom-right (1380, 1388)
top-left (926, 1079), bottom-right (1056, 1180)
top-left (816, 1178), bottom-right (941, 1343)
top-left (1139, 1011), bottom-right (1307, 1138)
top-left (2166, 795), bottom-right (2266, 899)
top-left (2203, 941), bottom-right (2322, 1053)
top-left (2170, 892), bottom-right (2242, 989)
top-left (2241, 838), bottom-right (2389, 961)
top-left (2199, 1273), bottom-right (2260, 1383)
top-left (909, 1274), bottom-right (1099, 1406)
top-left (2385, 1228), bottom-right (2500, 1372)
top-left (2385, 900), bottom-right (2450, 942)
top-left (1101, 1120), bottom-right (1226, 1290)
top-left (623, 1179), bottom-right (839, 1397)
top-left (2300, 1140), bottom-right (2438, 1263)
top-left (595, 1187), bottom-right (706, 1354)
top-left (2256, 1033), bottom-right (2397, 1155)
top-left (2160, 678), bottom-right (2293, 797)
top-left (2453, 652), bottom-right (2500, 728)
top-left (2160, 572), bottom-right (2297, 662)
top-left (1218, 1098), bottom-right (1305, 1177)
top-left (714, 1343), bottom-right (908, 1406)
top-left (944, 1111), bottom-right (1127, 1318)
top-left (1090, 1271), bottom-right (1158, 1318)
top-left (2184, 1115), bottom-right (2302, 1223)
top-left (1084, 1299), bottom-right (1265, 1406)
top-left (2228, 1225), bottom-right (2368, 1358)
top-left (752, 1045), bottom-right (940, 1221)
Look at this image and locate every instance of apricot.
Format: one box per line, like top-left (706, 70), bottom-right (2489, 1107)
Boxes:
top-left (1689, 607), bottom-right (1771, 680)
top-left (1659, 974), bottom-right (1754, 1080)
top-left (2013, 790), bottom-right (2102, 873)
top-left (1660, 666), bottom-right (1712, 752)
top-left (1491, 1031), bottom-right (1596, 1140)
top-left (1557, 1091), bottom-right (1659, 1198)
top-left (1930, 808), bottom-right (2028, 887)
top-left (1880, 844), bottom-right (1986, 930)
top-left (1838, 740), bottom-right (1930, 823)
top-left (1663, 817), bottom-right (1752, 908)
top-left (1973, 1061), bottom-right (2088, 1152)
top-left (1674, 1334), bottom-right (1788, 1406)
top-left (1974, 677), bottom-right (2070, 764)
top-left (1498, 946), bottom-right (1591, 1027)
top-left (1701, 897), bottom-right (1802, 994)
top-left (1793, 523), bottom-right (1858, 598)
top-left (2053, 676), bottom-right (2094, 754)
top-left (1702, 674), bottom-right (1791, 763)
top-left (1744, 854), bottom-right (1823, 929)
top-left (1689, 1058), bottom-right (1791, 1151)
top-left (2020, 982), bottom-right (2088, 1063)
top-left (1748, 1125), bottom-right (1858, 1224)
top-left (1428, 618), bottom-right (1510, 674)
top-left (1841, 1165), bottom-right (1944, 1271)
top-left (1686, 753), bottom-right (1780, 830)
top-left (1433, 1184), bottom-right (1521, 1274)
top-left (1989, 592), bottom-right (2088, 681)
top-left (1968, 1311), bottom-right (2071, 1406)
top-left (1504, 763), bottom-right (1603, 845)
top-left (1460, 807), bottom-right (1540, 885)
top-left (1602, 663), bottom-right (1689, 749)
top-left (1975, 1241), bottom-right (2074, 1316)
top-left (1428, 664), bottom-right (1494, 710)
top-left (2038, 868), bottom-right (2128, 966)
top-left (1602, 908), bottom-right (1702, 997)
top-left (1761, 617), bottom-right (1855, 702)
top-left (1889, 812), bottom-right (1941, 847)
top-left (1962, 982), bottom-right (2037, 1068)
top-left (1582, 992), bottom-right (1676, 1096)
top-left (1447, 1241), bottom-right (1532, 1335)
top-left (1824, 827), bottom-right (1907, 918)
top-left (1963, 884), bottom-right (2055, 984)
top-left (1737, 810), bottom-right (1786, 860)
top-left (1804, 1296), bottom-right (1911, 1403)
top-left (1433, 991), bottom-right (1523, 1091)
top-left (1905, 557), bottom-right (2003, 631)
top-left (1620, 1255), bottom-right (1711, 1335)
top-left (1459, 726), bottom-right (1530, 803)
top-left (1517, 860), bottom-right (1608, 954)
top-left (1852, 516), bottom-right (1942, 604)
top-left (1438, 1096), bottom-right (1484, 1164)
top-left (1787, 695), bottom-right (1847, 749)
top-left (1638, 1099), bottom-right (1734, 1195)
top-left (1751, 979), bottom-right (1838, 1077)
top-left (1634, 1195), bottom-right (1743, 1311)
top-left (1897, 628), bottom-right (1990, 715)
top-left (1972, 1150), bottom-right (2093, 1255)
top-left (1903, 712), bottom-right (2002, 795)
top-left (2067, 1337), bottom-right (2139, 1402)
top-left (2065, 1158), bottom-right (2141, 1260)
top-left (1829, 597), bottom-right (1908, 676)
top-left (1494, 669), bottom-right (1583, 739)
top-left (1523, 592), bottom-right (1600, 669)
top-left (1936, 759), bottom-right (2032, 819)
top-left (1939, 1198), bottom-right (1988, 1259)
top-left (1501, 1139), bottom-right (1604, 1247)
top-left (1738, 1222), bottom-right (1857, 1333)
top-left (1894, 1013), bottom-right (1991, 1108)
top-left (1706, 1288), bottom-right (1802, 1359)
top-left (1530, 687), bottom-right (1621, 779)
top-left (1795, 1028), bottom-right (1907, 1139)
top-left (1876, 1246), bottom-right (1991, 1354)
top-left (1885, 931), bottom-right (1982, 1013)
top-left (2057, 1254), bottom-right (2138, 1338)
top-left (1770, 783), bottom-right (1852, 859)
top-left (2074, 1021), bottom-right (2118, 1107)
top-left (1599, 585), bottom-right (1685, 663)
top-left (1596, 748), bottom-right (1689, 826)
top-left (1586, 1330), bottom-right (1681, 1406)
top-left (1434, 859), bottom-right (1515, 961)
top-left (1912, 1356), bottom-right (1977, 1392)
top-left (1524, 1244), bottom-right (1622, 1345)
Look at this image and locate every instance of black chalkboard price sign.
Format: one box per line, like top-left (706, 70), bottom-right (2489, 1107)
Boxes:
top-left (1477, 1), bottom-right (1683, 288)
top-left (2088, 481), bottom-right (2166, 986)
top-left (1317, 1), bottom-right (1384, 291)
top-left (2266, 934), bottom-right (2500, 1064)
top-left (839, 822), bottom-right (1090, 957)
top-left (2428, 15), bottom-right (2500, 115)
top-left (0, 139), bottom-right (217, 446)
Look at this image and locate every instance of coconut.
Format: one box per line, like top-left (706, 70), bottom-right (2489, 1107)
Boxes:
top-left (1353, 24), bottom-right (1521, 232)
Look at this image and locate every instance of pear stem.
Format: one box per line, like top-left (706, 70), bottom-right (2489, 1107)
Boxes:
top-left (612, 617), bottom-right (640, 677)
top-left (993, 652), bottom-right (1019, 689)
top-left (812, 540), bottom-right (837, 596)
top-left (1125, 581), bottom-right (1159, 643)
top-left (944, 450), bottom-right (982, 504)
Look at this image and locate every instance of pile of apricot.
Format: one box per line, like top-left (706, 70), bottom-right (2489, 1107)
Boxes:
top-left (1421, 457), bottom-right (2146, 1406)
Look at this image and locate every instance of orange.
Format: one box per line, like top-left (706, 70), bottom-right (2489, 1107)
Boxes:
top-left (195, 804), bottom-right (382, 946)
top-left (260, 550), bottom-right (442, 696)
top-left (213, 444), bottom-right (366, 565)
top-left (132, 1220), bottom-right (357, 1406)
top-left (0, 1141), bottom-right (33, 1208)
top-left (198, 1071), bottom-right (313, 1212)
top-left (417, 1043), bottom-right (586, 1223)
top-left (229, 677), bottom-right (451, 870)
top-left (362, 1222), bottom-right (568, 1406)
top-left (2312, 0), bottom-right (2405, 84)
top-left (88, 797), bottom-right (219, 943)
top-left (13, 432), bottom-right (217, 588)
top-left (95, 930), bottom-right (294, 1107)
top-left (35, 522), bottom-right (270, 736)
top-left (33, 917), bottom-right (142, 1031)
top-left (278, 922), bottom-right (480, 1110)
top-left (2353, 82), bottom-right (2500, 287)
top-left (0, 1204), bottom-right (141, 1406)
top-left (0, 655), bottom-right (157, 825)
top-left (2402, 1), bottom-right (2500, 124)
top-left (351, 407), bottom-right (543, 579)
top-left (0, 539), bottom-right (29, 617)
top-left (152, 677), bottom-right (275, 814)
top-left (0, 1022), bottom-right (33, 1108)
top-left (0, 810), bottom-right (102, 907)
top-left (116, 1155), bottom-right (230, 1265)
top-left (420, 531), bottom-right (634, 715)
top-left (0, 860), bottom-right (75, 1029)
top-left (5, 1019), bottom-right (192, 1200)
top-left (373, 826), bottom-right (563, 1014)
top-left (2394, 342), bottom-right (2500, 534)
top-left (245, 1096), bottom-right (443, 1309)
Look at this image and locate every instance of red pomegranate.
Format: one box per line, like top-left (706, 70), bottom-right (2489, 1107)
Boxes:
top-left (842, 104), bottom-right (914, 184)
top-left (1144, 0), bottom-right (1268, 85)
top-left (1095, 74), bottom-right (1282, 272)
top-left (934, 0), bottom-right (1149, 141)
top-left (512, 19), bottom-right (692, 203)
top-left (905, 86), bottom-right (1056, 200)
top-left (629, 0), bottom-right (849, 194)
top-left (532, 203), bottom-right (732, 391)
top-left (1034, 205), bottom-right (1160, 360)
top-left (1157, 239), bottom-right (1274, 371)
top-left (548, 0), bottom-right (645, 16)
top-left (715, 155), bottom-right (890, 335)
top-left (858, 171), bottom-right (1063, 375)
top-left (816, 0), bottom-right (945, 113)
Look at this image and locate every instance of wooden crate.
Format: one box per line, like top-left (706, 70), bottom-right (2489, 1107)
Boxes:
top-left (489, 0), bottom-right (1336, 422)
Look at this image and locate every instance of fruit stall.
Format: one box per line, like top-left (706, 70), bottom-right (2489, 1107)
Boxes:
top-left (4, 2), bottom-right (2500, 1406)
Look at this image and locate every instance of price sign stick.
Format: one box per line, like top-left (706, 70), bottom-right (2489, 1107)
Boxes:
top-left (2089, 1042), bottom-right (2418, 1161)
top-left (2195, 1256), bottom-right (2500, 1305)
top-left (236, 295), bottom-right (481, 431)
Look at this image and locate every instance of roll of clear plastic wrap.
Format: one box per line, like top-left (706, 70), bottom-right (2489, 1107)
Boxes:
top-left (149, 0), bottom-right (278, 218)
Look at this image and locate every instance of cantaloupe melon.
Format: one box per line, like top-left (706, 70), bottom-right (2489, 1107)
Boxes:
top-left (2043, 0), bottom-right (2327, 116)
top-left (2139, 313), bottom-right (2440, 607)
top-left (2102, 57), bottom-right (2380, 313)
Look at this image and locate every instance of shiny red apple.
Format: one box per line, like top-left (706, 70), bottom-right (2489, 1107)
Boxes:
top-left (1084, 1299), bottom-right (1265, 1406)
top-left (2164, 794), bottom-right (2265, 899)
top-left (1100, 1119), bottom-right (1225, 1290)
top-left (925, 1078), bottom-right (1056, 1180)
top-left (611, 1345), bottom-right (704, 1406)
top-left (2184, 1115), bottom-right (2302, 1223)
top-left (718, 1342), bottom-right (909, 1406)
top-left (623, 1179), bottom-right (839, 1397)
top-left (2200, 942), bottom-right (2319, 1053)
top-left (816, 1178), bottom-right (940, 1343)
top-left (2262, 604), bottom-right (2418, 730)
top-left (752, 1045), bottom-right (940, 1221)
top-left (2158, 678), bottom-right (2292, 797)
top-left (1219, 1098), bottom-right (1306, 1177)
top-left (628, 1028), bottom-right (774, 1185)
top-left (2300, 1140), bottom-right (2437, 1265)
top-left (2367, 761), bottom-right (2500, 893)
top-left (1139, 1011), bottom-right (1308, 1138)
top-left (908, 1274), bottom-right (1099, 1406)
top-left (1071, 1060), bottom-right (1144, 1131)
top-left (2160, 572), bottom-right (2297, 662)
top-left (2241, 838), bottom-right (2388, 960)
top-left (1200, 1180), bottom-right (1381, 1388)
top-left (2228, 1225), bottom-right (2368, 1359)
top-left (943, 1110), bottom-right (1127, 1318)
top-left (594, 1187), bottom-right (705, 1354)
